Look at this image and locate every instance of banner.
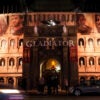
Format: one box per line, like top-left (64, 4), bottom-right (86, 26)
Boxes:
top-left (23, 46), bottom-right (31, 63)
top-left (69, 46), bottom-right (77, 62)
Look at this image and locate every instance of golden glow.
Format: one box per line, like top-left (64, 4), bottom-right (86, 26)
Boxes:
top-left (45, 58), bottom-right (61, 70)
top-left (51, 61), bottom-right (55, 66)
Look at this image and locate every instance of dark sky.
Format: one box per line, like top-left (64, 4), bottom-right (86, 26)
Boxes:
top-left (0, 0), bottom-right (100, 13)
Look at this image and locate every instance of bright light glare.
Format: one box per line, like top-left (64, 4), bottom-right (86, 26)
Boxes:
top-left (56, 65), bottom-right (61, 72)
top-left (48, 20), bottom-right (56, 26)
top-left (51, 61), bottom-right (55, 66)
top-left (0, 89), bottom-right (20, 93)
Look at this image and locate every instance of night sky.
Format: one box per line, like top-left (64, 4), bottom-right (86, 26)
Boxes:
top-left (0, 0), bottom-right (100, 13)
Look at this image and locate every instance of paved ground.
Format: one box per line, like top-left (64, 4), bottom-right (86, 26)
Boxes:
top-left (24, 95), bottom-right (100, 100)
top-left (24, 89), bottom-right (67, 96)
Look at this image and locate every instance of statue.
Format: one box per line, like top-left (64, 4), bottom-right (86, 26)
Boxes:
top-left (80, 60), bottom-right (83, 65)
top-left (34, 25), bottom-right (38, 35)
top-left (63, 25), bottom-right (68, 34)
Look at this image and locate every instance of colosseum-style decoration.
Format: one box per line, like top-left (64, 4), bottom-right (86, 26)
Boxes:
top-left (0, 13), bottom-right (24, 88)
top-left (77, 13), bottom-right (100, 85)
top-left (0, 12), bottom-right (100, 89)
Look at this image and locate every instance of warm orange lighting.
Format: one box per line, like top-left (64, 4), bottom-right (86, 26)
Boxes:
top-left (51, 60), bottom-right (55, 66)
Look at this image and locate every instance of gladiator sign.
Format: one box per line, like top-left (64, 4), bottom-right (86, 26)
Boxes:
top-left (25, 39), bottom-right (75, 48)
top-left (69, 46), bottom-right (77, 62)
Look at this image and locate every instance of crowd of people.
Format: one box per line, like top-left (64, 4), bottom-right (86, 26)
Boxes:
top-left (37, 68), bottom-right (69, 95)
top-left (37, 68), bottom-right (59, 95)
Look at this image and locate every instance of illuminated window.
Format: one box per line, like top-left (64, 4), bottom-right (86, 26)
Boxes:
top-left (79, 57), bottom-right (85, 66)
top-left (80, 77), bottom-right (86, 85)
top-left (10, 39), bottom-right (15, 47)
top-left (97, 39), bottom-right (100, 45)
top-left (0, 77), bottom-right (4, 83)
top-left (9, 58), bottom-right (14, 66)
top-left (19, 58), bottom-right (23, 66)
top-left (98, 58), bottom-right (100, 65)
top-left (19, 39), bottom-right (23, 46)
top-left (88, 38), bottom-right (93, 47)
top-left (1, 39), bottom-right (6, 48)
top-left (89, 57), bottom-right (94, 65)
top-left (78, 38), bottom-right (84, 46)
top-left (0, 58), bottom-right (5, 66)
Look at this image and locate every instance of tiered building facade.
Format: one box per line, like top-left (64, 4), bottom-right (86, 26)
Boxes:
top-left (77, 13), bottom-right (100, 85)
top-left (0, 13), bottom-right (23, 88)
top-left (0, 12), bottom-right (100, 90)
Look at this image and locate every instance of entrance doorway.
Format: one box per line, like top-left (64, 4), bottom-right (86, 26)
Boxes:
top-left (40, 58), bottom-right (61, 93)
top-left (40, 58), bottom-right (61, 78)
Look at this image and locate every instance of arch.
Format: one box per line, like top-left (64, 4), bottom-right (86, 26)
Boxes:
top-left (98, 57), bottom-right (100, 65)
top-left (88, 38), bottom-right (93, 46)
top-left (1, 39), bottom-right (6, 48)
top-left (43, 58), bottom-right (61, 71)
top-left (97, 39), bottom-right (100, 46)
top-left (17, 77), bottom-right (23, 89)
top-left (19, 39), bottom-right (23, 46)
top-left (78, 38), bottom-right (84, 46)
top-left (80, 77), bottom-right (86, 85)
top-left (89, 57), bottom-right (94, 65)
top-left (79, 57), bottom-right (85, 66)
top-left (0, 58), bottom-right (5, 66)
top-left (10, 39), bottom-right (15, 47)
top-left (19, 58), bottom-right (23, 66)
top-left (90, 76), bottom-right (96, 86)
top-left (8, 77), bottom-right (14, 85)
top-left (40, 58), bottom-right (61, 79)
top-left (0, 77), bottom-right (4, 83)
top-left (80, 76), bottom-right (85, 80)
top-left (9, 58), bottom-right (15, 66)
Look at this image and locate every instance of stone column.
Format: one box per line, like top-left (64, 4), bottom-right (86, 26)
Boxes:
top-left (4, 77), bottom-right (7, 84)
top-left (7, 57), bottom-right (9, 71)
top-left (13, 77), bottom-right (17, 88)
top-left (14, 57), bottom-right (17, 69)
top-left (62, 47), bottom-right (68, 89)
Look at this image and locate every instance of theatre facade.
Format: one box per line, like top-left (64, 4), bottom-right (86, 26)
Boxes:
top-left (0, 12), bottom-right (100, 90)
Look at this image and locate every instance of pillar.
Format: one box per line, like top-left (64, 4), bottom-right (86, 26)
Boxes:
top-left (13, 77), bottom-right (17, 88)
top-left (4, 77), bottom-right (7, 84)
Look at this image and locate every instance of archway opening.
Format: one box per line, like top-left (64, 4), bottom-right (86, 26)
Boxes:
top-left (40, 58), bottom-right (61, 92)
top-left (40, 58), bottom-right (61, 78)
